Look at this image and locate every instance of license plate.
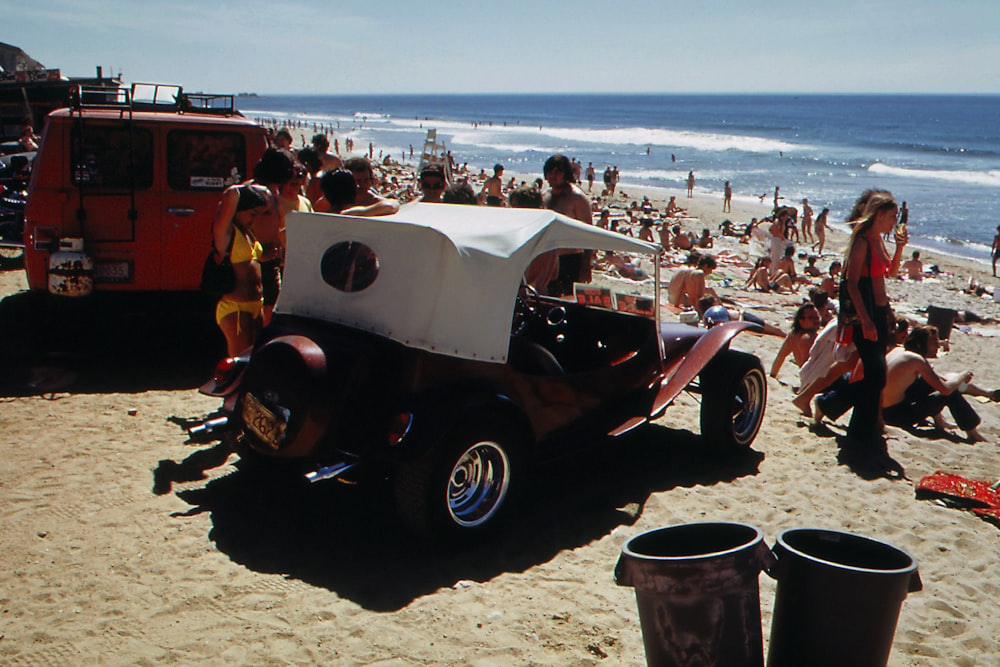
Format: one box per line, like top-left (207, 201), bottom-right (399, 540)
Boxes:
top-left (242, 393), bottom-right (287, 450)
top-left (94, 261), bottom-right (132, 283)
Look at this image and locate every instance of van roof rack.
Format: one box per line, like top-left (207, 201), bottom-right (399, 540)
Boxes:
top-left (70, 82), bottom-right (240, 116)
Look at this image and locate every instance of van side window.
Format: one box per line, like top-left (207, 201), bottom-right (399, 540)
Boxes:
top-left (167, 130), bottom-right (247, 191)
top-left (71, 125), bottom-right (154, 190)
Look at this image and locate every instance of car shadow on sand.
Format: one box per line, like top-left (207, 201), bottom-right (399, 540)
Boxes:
top-left (162, 425), bottom-right (763, 611)
top-left (0, 291), bottom-right (225, 396)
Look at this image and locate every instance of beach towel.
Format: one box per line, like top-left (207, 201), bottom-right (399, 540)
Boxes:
top-left (915, 471), bottom-right (1000, 528)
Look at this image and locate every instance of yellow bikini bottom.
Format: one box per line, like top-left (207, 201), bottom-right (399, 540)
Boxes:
top-left (216, 297), bottom-right (263, 332)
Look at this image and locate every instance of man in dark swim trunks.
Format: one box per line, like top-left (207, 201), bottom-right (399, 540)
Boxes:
top-left (481, 164), bottom-right (505, 206)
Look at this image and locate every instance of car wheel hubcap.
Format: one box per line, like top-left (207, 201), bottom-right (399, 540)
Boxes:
top-left (447, 441), bottom-right (510, 528)
top-left (733, 371), bottom-right (765, 443)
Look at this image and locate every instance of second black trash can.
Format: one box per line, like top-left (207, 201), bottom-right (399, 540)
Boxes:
top-left (615, 522), bottom-right (775, 667)
top-left (766, 528), bottom-right (921, 667)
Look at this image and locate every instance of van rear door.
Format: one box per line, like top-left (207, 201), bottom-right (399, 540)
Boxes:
top-left (70, 122), bottom-right (160, 288)
top-left (161, 127), bottom-right (255, 291)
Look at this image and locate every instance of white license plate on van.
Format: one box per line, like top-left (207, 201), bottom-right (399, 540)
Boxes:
top-left (242, 393), bottom-right (287, 450)
top-left (94, 261), bottom-right (132, 283)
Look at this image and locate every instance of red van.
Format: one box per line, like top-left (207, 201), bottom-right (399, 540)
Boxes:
top-left (24, 83), bottom-right (268, 295)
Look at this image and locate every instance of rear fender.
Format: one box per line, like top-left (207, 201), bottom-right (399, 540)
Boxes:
top-left (652, 320), bottom-right (759, 416)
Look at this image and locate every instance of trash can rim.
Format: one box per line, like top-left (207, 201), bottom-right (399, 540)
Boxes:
top-left (775, 527), bottom-right (919, 576)
top-left (621, 521), bottom-right (765, 562)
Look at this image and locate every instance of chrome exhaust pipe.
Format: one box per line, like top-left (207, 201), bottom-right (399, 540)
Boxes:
top-left (187, 415), bottom-right (231, 442)
top-left (305, 462), bottom-right (356, 484)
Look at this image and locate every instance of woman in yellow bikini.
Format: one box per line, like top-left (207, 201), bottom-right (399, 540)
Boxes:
top-left (210, 184), bottom-right (268, 356)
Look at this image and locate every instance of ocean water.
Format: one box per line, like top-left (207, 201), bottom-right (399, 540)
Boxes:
top-left (240, 94), bottom-right (1000, 264)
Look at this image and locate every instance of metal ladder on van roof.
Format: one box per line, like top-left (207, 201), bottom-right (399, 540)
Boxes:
top-left (68, 83), bottom-right (140, 230)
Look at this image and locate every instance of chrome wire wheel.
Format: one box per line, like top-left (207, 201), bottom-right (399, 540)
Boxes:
top-left (446, 440), bottom-right (511, 528)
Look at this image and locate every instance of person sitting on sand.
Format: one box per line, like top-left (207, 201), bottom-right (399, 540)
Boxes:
top-left (803, 254), bottom-right (823, 277)
top-left (745, 256), bottom-right (794, 293)
top-left (671, 225), bottom-right (696, 251)
top-left (664, 196), bottom-right (685, 217)
top-left (902, 250), bottom-right (924, 280)
top-left (808, 287), bottom-right (836, 325)
top-left (638, 217), bottom-right (656, 242)
top-left (882, 324), bottom-right (991, 443)
top-left (819, 260), bottom-right (841, 300)
top-left (667, 255), bottom-right (717, 308)
top-left (776, 245), bottom-right (809, 288)
top-left (770, 303), bottom-right (822, 378)
top-left (695, 228), bottom-right (714, 248)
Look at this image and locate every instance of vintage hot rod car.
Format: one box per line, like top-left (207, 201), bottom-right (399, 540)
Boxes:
top-left (205, 203), bottom-right (766, 539)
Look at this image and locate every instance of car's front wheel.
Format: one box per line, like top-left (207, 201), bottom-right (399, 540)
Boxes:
top-left (394, 414), bottom-right (523, 541)
top-left (699, 350), bottom-right (767, 449)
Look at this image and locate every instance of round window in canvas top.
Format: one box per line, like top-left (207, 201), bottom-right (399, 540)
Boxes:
top-left (320, 241), bottom-right (380, 293)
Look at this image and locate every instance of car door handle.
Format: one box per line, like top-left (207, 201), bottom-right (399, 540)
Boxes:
top-left (167, 207), bottom-right (196, 216)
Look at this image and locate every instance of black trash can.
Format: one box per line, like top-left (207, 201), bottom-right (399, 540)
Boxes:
top-left (926, 305), bottom-right (957, 340)
top-left (766, 528), bottom-right (921, 667)
top-left (615, 522), bottom-right (775, 667)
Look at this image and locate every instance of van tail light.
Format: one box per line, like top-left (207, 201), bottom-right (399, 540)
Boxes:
top-left (387, 412), bottom-right (413, 446)
top-left (32, 226), bottom-right (59, 253)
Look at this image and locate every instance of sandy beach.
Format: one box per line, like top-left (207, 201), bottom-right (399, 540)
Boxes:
top-left (3, 152), bottom-right (1000, 666)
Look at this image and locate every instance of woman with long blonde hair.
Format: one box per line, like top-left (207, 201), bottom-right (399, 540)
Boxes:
top-left (839, 190), bottom-right (908, 453)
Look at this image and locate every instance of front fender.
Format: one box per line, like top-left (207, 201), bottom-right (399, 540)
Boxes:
top-left (652, 320), bottom-right (759, 415)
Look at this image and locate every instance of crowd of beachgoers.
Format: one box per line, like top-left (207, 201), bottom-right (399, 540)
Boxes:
top-left (4, 118), bottom-right (1000, 666)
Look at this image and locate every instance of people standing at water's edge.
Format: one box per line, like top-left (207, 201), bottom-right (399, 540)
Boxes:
top-left (812, 207), bottom-right (831, 254)
top-left (800, 198), bottom-right (814, 244)
top-left (686, 170), bottom-right (695, 198)
top-left (992, 225), bottom-right (1000, 277)
top-left (585, 162), bottom-right (595, 192)
top-left (723, 181), bottom-right (732, 212)
top-left (543, 154), bottom-right (593, 296)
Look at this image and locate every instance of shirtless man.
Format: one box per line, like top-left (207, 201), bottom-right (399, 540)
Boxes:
top-left (769, 303), bottom-right (822, 378)
top-left (543, 154), bottom-right (593, 295)
top-left (902, 250), bottom-right (924, 280)
top-left (667, 255), bottom-right (717, 308)
top-left (481, 164), bottom-right (505, 206)
top-left (882, 325), bottom-right (985, 442)
top-left (312, 133), bottom-right (343, 172)
top-left (585, 162), bottom-right (595, 192)
top-left (344, 156), bottom-right (400, 216)
top-left (686, 170), bottom-right (695, 198)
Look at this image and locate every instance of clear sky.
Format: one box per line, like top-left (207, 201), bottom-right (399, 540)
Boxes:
top-left (7, 0), bottom-right (1000, 95)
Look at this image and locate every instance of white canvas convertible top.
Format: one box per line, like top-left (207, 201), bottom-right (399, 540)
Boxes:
top-left (277, 203), bottom-right (659, 362)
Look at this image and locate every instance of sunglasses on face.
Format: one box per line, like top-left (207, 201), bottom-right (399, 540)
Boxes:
top-left (422, 181), bottom-right (445, 190)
